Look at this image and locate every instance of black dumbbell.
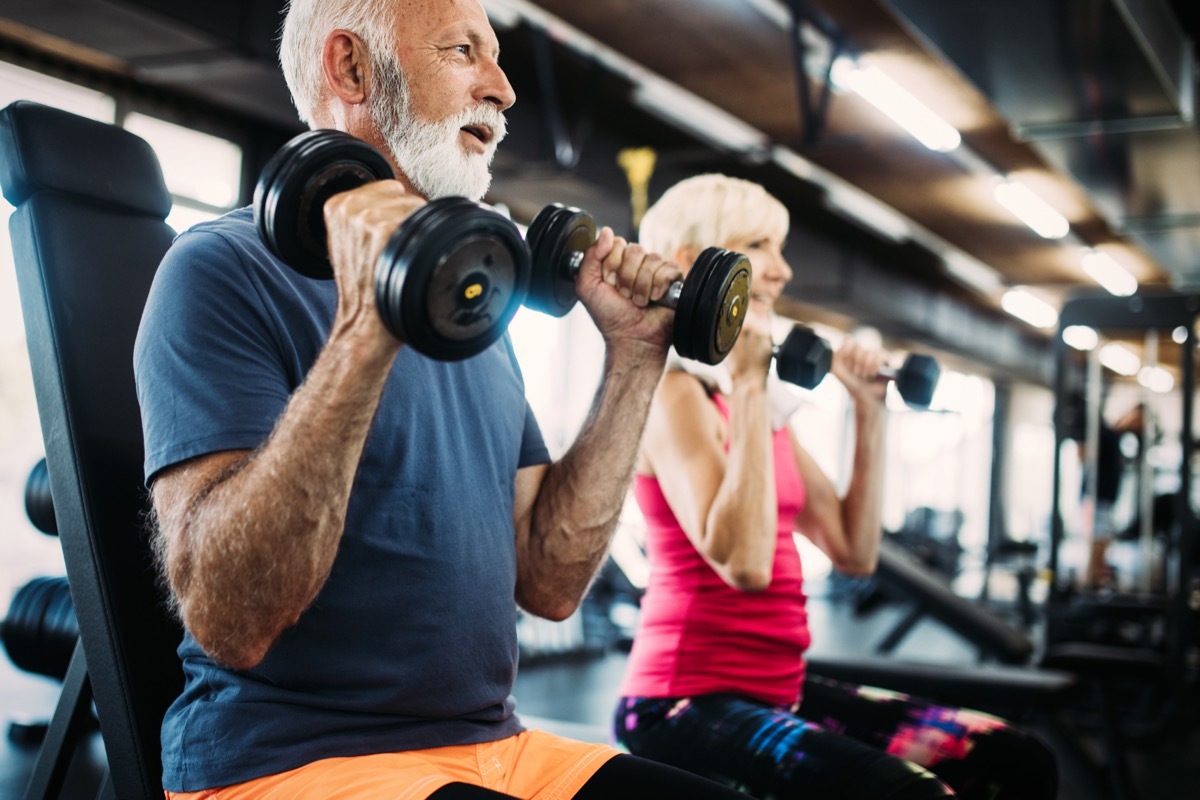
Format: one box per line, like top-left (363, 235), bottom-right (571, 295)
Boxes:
top-left (24, 458), bottom-right (56, 536)
top-left (253, 130), bottom-right (530, 361)
top-left (774, 325), bottom-right (833, 390)
top-left (523, 204), bottom-right (752, 365)
top-left (774, 325), bottom-right (941, 409)
top-left (1, 576), bottom-right (78, 681)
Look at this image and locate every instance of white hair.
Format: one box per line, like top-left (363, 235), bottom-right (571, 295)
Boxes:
top-left (279, 0), bottom-right (400, 126)
top-left (639, 174), bottom-right (789, 259)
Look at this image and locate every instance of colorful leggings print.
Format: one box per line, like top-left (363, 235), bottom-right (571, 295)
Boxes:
top-left (613, 676), bottom-right (1058, 800)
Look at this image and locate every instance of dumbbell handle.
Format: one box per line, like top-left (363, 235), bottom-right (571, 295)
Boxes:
top-left (561, 250), bottom-right (684, 309)
top-left (876, 365), bottom-right (900, 382)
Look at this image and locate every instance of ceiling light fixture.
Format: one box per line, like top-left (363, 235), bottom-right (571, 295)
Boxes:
top-left (1081, 248), bottom-right (1138, 296)
top-left (1062, 325), bottom-right (1099, 351)
top-left (830, 58), bottom-right (961, 152)
top-left (1173, 325), bottom-right (1190, 344)
top-left (631, 78), bottom-right (770, 152)
top-left (993, 178), bottom-right (1070, 239)
top-left (1098, 342), bottom-right (1141, 376)
top-left (823, 184), bottom-right (911, 241)
top-left (942, 251), bottom-right (1003, 295)
top-left (1000, 287), bottom-right (1058, 328)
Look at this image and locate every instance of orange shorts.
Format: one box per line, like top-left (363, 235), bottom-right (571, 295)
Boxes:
top-left (164, 729), bottom-right (620, 800)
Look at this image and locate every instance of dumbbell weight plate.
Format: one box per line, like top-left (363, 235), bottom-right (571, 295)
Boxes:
top-left (674, 247), bottom-right (751, 365)
top-left (24, 458), bottom-right (56, 536)
top-left (897, 353), bottom-right (941, 409)
top-left (376, 197), bottom-right (531, 361)
top-left (253, 130), bottom-right (394, 279)
top-left (2, 576), bottom-right (78, 680)
top-left (776, 325), bottom-right (833, 390)
top-left (525, 203), bottom-right (595, 318)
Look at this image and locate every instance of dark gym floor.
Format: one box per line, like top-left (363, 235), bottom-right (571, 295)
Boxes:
top-left (2, 594), bottom-right (1197, 799)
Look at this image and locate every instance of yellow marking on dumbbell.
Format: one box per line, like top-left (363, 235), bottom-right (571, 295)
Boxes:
top-left (464, 283), bottom-right (483, 300)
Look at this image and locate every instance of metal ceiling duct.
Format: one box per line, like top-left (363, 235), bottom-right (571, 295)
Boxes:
top-left (885, 0), bottom-right (1200, 288)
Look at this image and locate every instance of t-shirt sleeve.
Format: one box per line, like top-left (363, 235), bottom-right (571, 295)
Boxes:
top-left (135, 229), bottom-right (295, 483)
top-left (518, 401), bottom-right (550, 468)
top-left (500, 333), bottom-right (550, 468)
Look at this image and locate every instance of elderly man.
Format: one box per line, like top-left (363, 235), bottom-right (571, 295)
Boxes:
top-left (134, 0), bottom-right (753, 797)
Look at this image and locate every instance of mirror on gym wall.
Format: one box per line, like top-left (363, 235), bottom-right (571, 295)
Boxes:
top-left (1055, 322), bottom-right (1187, 596)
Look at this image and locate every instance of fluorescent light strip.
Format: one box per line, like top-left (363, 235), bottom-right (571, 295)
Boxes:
top-left (631, 79), bottom-right (769, 152)
top-left (1062, 325), bottom-right (1099, 351)
top-left (942, 251), bottom-right (1003, 295)
top-left (831, 59), bottom-right (961, 152)
top-left (824, 184), bottom-right (910, 241)
top-left (1098, 342), bottom-right (1140, 376)
top-left (483, 0), bottom-right (770, 154)
top-left (1081, 248), bottom-right (1138, 296)
top-left (993, 179), bottom-right (1070, 239)
top-left (1001, 287), bottom-right (1058, 328)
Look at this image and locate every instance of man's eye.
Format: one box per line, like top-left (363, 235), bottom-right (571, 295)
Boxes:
top-left (746, 240), bottom-right (766, 250)
top-left (454, 44), bottom-right (470, 55)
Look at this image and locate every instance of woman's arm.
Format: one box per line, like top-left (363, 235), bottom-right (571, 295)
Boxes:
top-left (640, 369), bottom-right (779, 591)
top-left (791, 340), bottom-right (888, 575)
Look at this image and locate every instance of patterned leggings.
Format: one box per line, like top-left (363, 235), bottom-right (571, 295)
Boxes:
top-left (613, 676), bottom-right (1058, 800)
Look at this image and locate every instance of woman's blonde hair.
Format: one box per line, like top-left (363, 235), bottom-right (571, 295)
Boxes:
top-left (638, 174), bottom-right (789, 260)
top-left (279, 0), bottom-right (400, 126)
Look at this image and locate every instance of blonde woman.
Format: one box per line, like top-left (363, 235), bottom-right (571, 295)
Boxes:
top-left (612, 175), bottom-right (1057, 800)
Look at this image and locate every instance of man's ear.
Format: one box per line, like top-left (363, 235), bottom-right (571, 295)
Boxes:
top-left (322, 29), bottom-right (368, 105)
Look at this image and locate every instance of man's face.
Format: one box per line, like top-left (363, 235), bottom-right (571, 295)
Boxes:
top-left (367, 0), bottom-right (515, 201)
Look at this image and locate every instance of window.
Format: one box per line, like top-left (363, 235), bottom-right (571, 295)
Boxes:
top-left (123, 112), bottom-right (243, 231)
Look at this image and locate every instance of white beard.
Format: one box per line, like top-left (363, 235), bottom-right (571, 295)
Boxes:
top-left (368, 57), bottom-right (506, 201)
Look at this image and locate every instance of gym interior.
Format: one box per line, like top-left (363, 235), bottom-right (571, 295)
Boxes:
top-left (0, 1), bottom-right (1198, 798)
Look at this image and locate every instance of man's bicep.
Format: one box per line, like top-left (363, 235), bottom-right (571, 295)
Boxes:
top-left (512, 462), bottom-right (550, 547)
top-left (136, 229), bottom-right (296, 482)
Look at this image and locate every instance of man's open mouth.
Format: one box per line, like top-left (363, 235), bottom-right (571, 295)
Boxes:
top-left (461, 125), bottom-right (492, 144)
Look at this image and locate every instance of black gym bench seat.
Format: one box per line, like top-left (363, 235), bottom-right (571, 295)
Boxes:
top-left (869, 538), bottom-right (1036, 664)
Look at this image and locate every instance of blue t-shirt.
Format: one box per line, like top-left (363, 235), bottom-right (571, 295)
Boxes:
top-left (134, 207), bottom-right (551, 792)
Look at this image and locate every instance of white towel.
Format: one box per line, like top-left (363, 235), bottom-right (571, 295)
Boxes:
top-left (665, 350), bottom-right (808, 431)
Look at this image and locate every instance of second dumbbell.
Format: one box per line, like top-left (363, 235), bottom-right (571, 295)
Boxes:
top-left (774, 325), bottom-right (941, 409)
top-left (523, 203), bottom-right (752, 366)
top-left (253, 129), bottom-right (530, 361)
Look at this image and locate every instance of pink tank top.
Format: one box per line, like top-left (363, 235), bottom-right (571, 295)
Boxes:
top-left (620, 392), bottom-right (812, 707)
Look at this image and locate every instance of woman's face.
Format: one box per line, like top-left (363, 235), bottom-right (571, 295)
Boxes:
top-left (724, 233), bottom-right (793, 317)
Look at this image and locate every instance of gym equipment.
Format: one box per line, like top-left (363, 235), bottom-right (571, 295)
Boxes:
top-left (523, 203), bottom-right (752, 365)
top-left (254, 129), bottom-right (530, 361)
top-left (1047, 290), bottom-right (1200, 800)
top-left (25, 456), bottom-right (57, 536)
top-left (774, 324), bottom-right (833, 390)
top-left (773, 325), bottom-right (942, 409)
top-left (1, 576), bottom-right (78, 681)
top-left (1, 99), bottom-right (185, 800)
top-left (866, 538), bottom-right (1035, 664)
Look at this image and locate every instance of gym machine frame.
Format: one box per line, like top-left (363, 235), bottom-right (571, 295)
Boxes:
top-left (1049, 289), bottom-right (1199, 709)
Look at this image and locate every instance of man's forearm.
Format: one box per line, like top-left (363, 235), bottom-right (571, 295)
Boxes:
top-left (160, 333), bottom-right (398, 668)
top-left (517, 343), bottom-right (666, 619)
